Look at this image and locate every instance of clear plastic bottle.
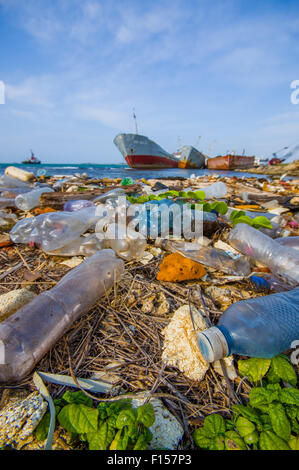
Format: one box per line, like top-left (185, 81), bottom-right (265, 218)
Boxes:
top-left (10, 207), bottom-right (97, 252)
top-left (0, 175), bottom-right (32, 190)
top-left (275, 236), bottom-right (299, 252)
top-left (0, 198), bottom-right (16, 209)
top-left (45, 233), bottom-right (108, 257)
top-left (63, 200), bottom-right (95, 212)
top-left (103, 223), bottom-right (147, 261)
top-left (155, 239), bottom-right (252, 276)
top-left (0, 250), bottom-right (124, 383)
top-left (135, 199), bottom-right (219, 239)
top-left (229, 223), bottom-right (299, 284)
top-left (199, 182), bottom-right (227, 199)
top-left (93, 188), bottom-right (126, 203)
top-left (1, 188), bottom-right (33, 197)
top-left (197, 287), bottom-right (299, 361)
top-left (15, 187), bottom-right (54, 210)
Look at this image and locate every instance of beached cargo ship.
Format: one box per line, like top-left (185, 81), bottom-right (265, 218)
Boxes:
top-left (114, 133), bottom-right (208, 170)
top-left (177, 146), bottom-right (206, 169)
top-left (207, 154), bottom-right (255, 170)
top-left (114, 133), bottom-right (179, 169)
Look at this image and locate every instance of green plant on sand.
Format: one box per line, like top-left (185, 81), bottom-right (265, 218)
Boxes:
top-left (193, 354), bottom-right (299, 450)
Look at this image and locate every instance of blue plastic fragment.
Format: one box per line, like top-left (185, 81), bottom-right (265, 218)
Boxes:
top-left (249, 275), bottom-right (271, 293)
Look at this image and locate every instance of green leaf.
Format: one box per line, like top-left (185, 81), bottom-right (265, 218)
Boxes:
top-left (141, 427), bottom-right (153, 443)
top-left (87, 417), bottom-right (116, 450)
top-left (203, 414), bottom-right (226, 437)
top-left (194, 191), bottom-right (205, 200)
top-left (249, 387), bottom-right (279, 407)
top-left (62, 391), bottom-right (93, 407)
top-left (106, 399), bottom-right (132, 417)
top-left (127, 422), bottom-right (139, 441)
top-left (230, 210), bottom-right (246, 222)
top-left (251, 216), bottom-right (273, 230)
top-left (116, 408), bottom-right (137, 430)
top-left (224, 431), bottom-right (247, 450)
top-left (109, 429), bottom-right (129, 450)
top-left (289, 435), bottom-right (299, 450)
top-left (202, 202), bottom-right (211, 212)
top-left (244, 431), bottom-right (259, 446)
top-left (286, 406), bottom-right (297, 421)
top-left (290, 419), bottom-right (299, 434)
top-left (136, 403), bottom-right (155, 428)
top-left (238, 357), bottom-right (271, 382)
top-left (35, 412), bottom-right (51, 442)
top-left (271, 355), bottom-right (297, 387)
top-left (232, 404), bottom-right (262, 425)
top-left (193, 428), bottom-right (213, 449)
top-left (87, 422), bottom-right (109, 450)
top-left (161, 190), bottom-right (179, 198)
top-left (236, 215), bottom-right (254, 226)
top-left (133, 434), bottom-right (148, 450)
top-left (209, 436), bottom-right (225, 451)
top-left (266, 364), bottom-right (281, 384)
top-left (260, 414), bottom-right (272, 427)
top-left (235, 417), bottom-right (255, 438)
top-left (225, 420), bottom-right (235, 430)
top-left (268, 403), bottom-right (291, 442)
top-left (54, 398), bottom-right (64, 407)
top-left (230, 209), bottom-right (255, 227)
top-left (210, 201), bottom-right (228, 215)
top-left (266, 383), bottom-right (282, 393)
top-left (58, 404), bottom-right (98, 434)
top-left (279, 388), bottom-right (299, 406)
top-left (259, 431), bottom-right (291, 450)
top-left (35, 403), bottom-right (61, 442)
top-left (97, 402), bottom-right (109, 421)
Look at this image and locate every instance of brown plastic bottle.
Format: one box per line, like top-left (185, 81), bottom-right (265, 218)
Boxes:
top-left (0, 249), bottom-right (124, 383)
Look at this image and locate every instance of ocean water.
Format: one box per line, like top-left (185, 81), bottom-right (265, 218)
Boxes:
top-left (0, 163), bottom-right (269, 180)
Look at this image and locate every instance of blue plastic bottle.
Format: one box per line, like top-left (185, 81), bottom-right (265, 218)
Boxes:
top-left (197, 287), bottom-right (299, 361)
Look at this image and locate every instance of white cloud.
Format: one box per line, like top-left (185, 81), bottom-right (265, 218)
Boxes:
top-left (6, 77), bottom-right (55, 107)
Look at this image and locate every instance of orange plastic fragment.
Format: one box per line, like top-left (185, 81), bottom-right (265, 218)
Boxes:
top-left (157, 253), bottom-right (206, 282)
top-left (33, 207), bottom-right (56, 215)
top-left (235, 205), bottom-right (261, 210)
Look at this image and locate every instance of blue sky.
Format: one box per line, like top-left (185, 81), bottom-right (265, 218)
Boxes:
top-left (0, 0), bottom-right (299, 163)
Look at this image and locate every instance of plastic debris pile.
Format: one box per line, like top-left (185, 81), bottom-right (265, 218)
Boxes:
top-left (0, 167), bottom-right (298, 451)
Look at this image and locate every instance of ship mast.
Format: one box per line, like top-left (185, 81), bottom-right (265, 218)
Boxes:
top-left (133, 108), bottom-right (138, 135)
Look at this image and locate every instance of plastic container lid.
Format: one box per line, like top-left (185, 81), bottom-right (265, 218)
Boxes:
top-left (196, 327), bottom-right (229, 363)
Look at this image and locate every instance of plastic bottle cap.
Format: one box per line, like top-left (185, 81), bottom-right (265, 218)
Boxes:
top-left (196, 327), bottom-right (229, 363)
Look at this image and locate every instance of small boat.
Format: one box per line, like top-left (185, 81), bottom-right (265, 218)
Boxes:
top-left (207, 154), bottom-right (255, 170)
top-left (176, 145), bottom-right (206, 169)
top-left (114, 133), bottom-right (179, 169)
top-left (22, 150), bottom-right (41, 165)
